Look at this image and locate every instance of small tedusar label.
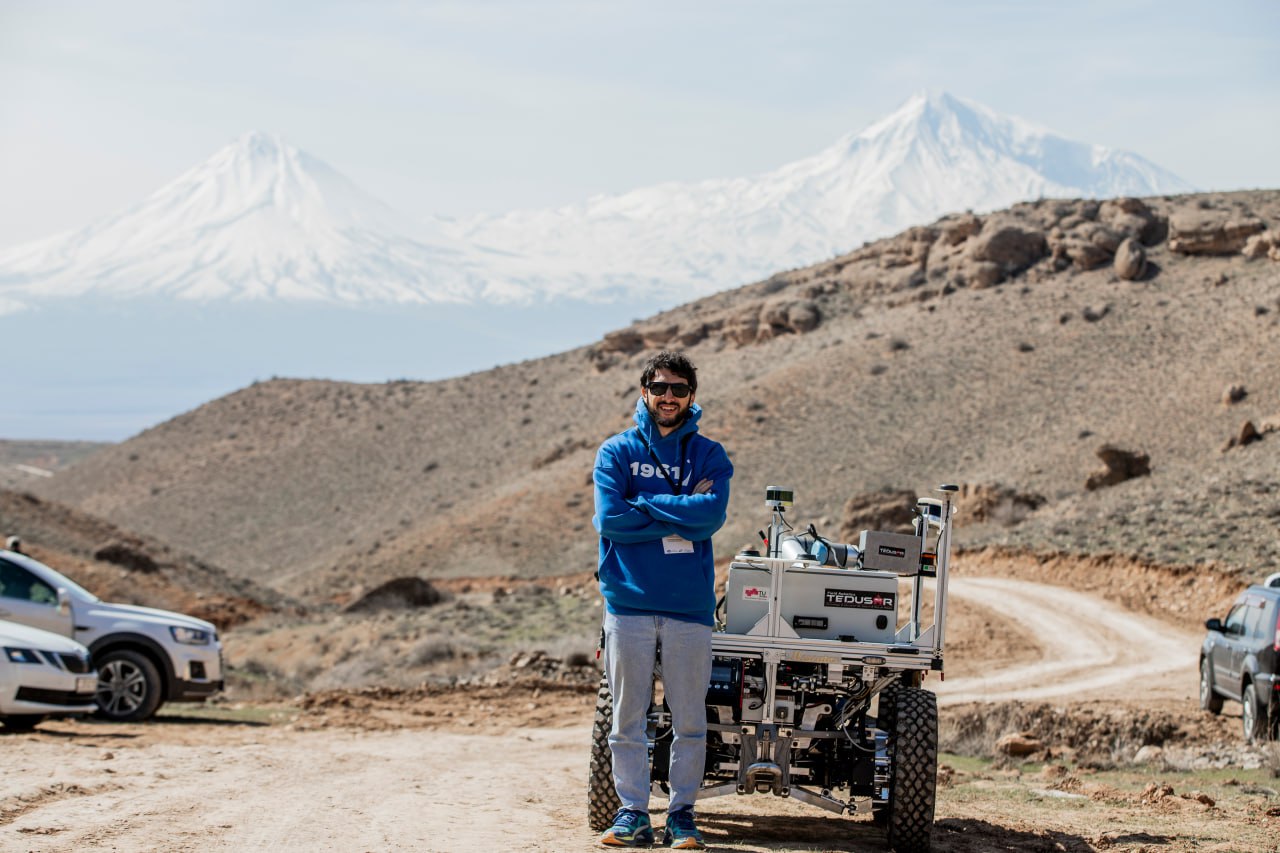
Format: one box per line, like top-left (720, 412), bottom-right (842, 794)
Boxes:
top-left (742, 586), bottom-right (770, 601)
top-left (824, 588), bottom-right (895, 610)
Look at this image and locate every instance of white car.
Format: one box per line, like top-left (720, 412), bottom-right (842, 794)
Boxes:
top-left (1, 619), bottom-right (97, 731)
top-left (0, 549), bottom-right (224, 722)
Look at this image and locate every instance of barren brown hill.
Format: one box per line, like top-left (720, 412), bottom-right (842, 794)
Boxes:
top-left (32, 190), bottom-right (1280, 603)
top-left (0, 489), bottom-right (289, 629)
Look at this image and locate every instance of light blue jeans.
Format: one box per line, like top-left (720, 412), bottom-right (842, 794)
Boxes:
top-left (603, 611), bottom-right (713, 814)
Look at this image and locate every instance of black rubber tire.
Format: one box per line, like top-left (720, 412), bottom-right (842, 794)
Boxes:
top-left (1199, 659), bottom-right (1223, 715)
top-left (878, 681), bottom-right (903, 735)
top-left (587, 671), bottom-right (621, 831)
top-left (884, 687), bottom-right (937, 853)
top-left (1242, 682), bottom-right (1266, 743)
top-left (1, 715), bottom-right (46, 732)
top-left (95, 649), bottom-right (164, 722)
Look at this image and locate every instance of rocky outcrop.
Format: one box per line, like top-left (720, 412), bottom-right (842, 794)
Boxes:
top-left (955, 483), bottom-right (1046, 525)
top-left (839, 489), bottom-right (918, 540)
top-left (1168, 210), bottom-right (1266, 255)
top-left (584, 193), bottom-right (1270, 366)
top-left (1242, 230), bottom-right (1280, 261)
top-left (1085, 445), bottom-right (1151, 491)
top-left (1222, 415), bottom-right (1280, 451)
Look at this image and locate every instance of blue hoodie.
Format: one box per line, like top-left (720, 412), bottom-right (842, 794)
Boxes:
top-left (593, 398), bottom-right (734, 625)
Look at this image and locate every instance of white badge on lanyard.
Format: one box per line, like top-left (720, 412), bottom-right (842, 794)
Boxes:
top-left (662, 535), bottom-right (694, 555)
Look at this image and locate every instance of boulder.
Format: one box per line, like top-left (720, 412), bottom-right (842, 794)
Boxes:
top-left (1056, 238), bottom-right (1112, 271)
top-left (1085, 445), bottom-right (1151, 490)
top-left (939, 213), bottom-right (982, 246)
top-left (1242, 230), bottom-right (1279, 260)
top-left (1099, 197), bottom-right (1163, 244)
top-left (93, 541), bottom-right (159, 574)
top-left (1081, 303), bottom-right (1111, 323)
top-left (1222, 420), bottom-right (1261, 452)
top-left (1113, 238), bottom-right (1147, 280)
top-left (727, 299), bottom-right (822, 345)
top-left (343, 577), bottom-right (442, 613)
top-left (967, 221), bottom-right (1048, 275)
top-left (1132, 745), bottom-right (1164, 765)
top-left (1222, 384), bottom-right (1248, 405)
top-left (996, 732), bottom-right (1043, 757)
top-left (1168, 211), bottom-right (1266, 255)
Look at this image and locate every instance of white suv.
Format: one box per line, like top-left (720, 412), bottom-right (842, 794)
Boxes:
top-left (0, 549), bottom-right (224, 721)
top-left (1, 619), bottom-right (97, 730)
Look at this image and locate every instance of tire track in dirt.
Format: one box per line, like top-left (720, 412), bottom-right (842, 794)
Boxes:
top-left (0, 782), bottom-right (115, 827)
top-left (936, 576), bottom-right (1200, 705)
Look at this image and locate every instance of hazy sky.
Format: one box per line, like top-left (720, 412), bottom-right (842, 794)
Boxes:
top-left (1, 0), bottom-right (1278, 248)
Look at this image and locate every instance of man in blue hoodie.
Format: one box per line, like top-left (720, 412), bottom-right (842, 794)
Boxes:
top-left (594, 350), bottom-right (734, 849)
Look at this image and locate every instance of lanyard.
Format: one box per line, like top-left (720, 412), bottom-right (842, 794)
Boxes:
top-left (634, 429), bottom-right (693, 496)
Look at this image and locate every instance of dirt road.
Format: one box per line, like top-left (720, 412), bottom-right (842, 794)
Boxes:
top-left (0, 578), bottom-right (1259, 853)
top-left (937, 577), bottom-right (1199, 705)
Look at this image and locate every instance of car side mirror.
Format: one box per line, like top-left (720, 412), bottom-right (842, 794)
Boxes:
top-left (1204, 617), bottom-right (1223, 633)
top-left (56, 587), bottom-right (70, 615)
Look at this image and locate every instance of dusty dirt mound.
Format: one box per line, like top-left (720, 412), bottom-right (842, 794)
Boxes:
top-left (943, 699), bottom-right (1243, 764)
top-left (293, 668), bottom-right (598, 732)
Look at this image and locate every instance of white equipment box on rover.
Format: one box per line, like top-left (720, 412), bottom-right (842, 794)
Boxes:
top-left (726, 559), bottom-right (898, 642)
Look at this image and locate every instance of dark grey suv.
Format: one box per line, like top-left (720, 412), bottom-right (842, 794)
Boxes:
top-left (1200, 579), bottom-right (1280, 742)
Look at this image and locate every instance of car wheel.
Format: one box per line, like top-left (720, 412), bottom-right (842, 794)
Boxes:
top-left (1243, 683), bottom-right (1266, 743)
top-left (1, 714), bottom-right (46, 732)
top-left (1199, 659), bottom-right (1223, 715)
top-left (95, 649), bottom-right (164, 722)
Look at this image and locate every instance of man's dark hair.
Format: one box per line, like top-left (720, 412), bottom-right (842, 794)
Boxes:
top-left (640, 350), bottom-right (698, 393)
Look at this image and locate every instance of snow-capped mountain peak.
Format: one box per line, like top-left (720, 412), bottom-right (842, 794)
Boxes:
top-left (0, 131), bottom-right (492, 305)
top-left (0, 93), bottom-right (1193, 310)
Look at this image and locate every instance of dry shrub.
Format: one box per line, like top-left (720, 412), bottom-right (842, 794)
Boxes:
top-left (226, 658), bottom-right (308, 701)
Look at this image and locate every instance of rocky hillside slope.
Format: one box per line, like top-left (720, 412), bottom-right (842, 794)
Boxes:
top-left (34, 190), bottom-right (1280, 602)
top-left (0, 489), bottom-right (289, 628)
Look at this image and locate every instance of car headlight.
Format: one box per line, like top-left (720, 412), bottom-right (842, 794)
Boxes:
top-left (170, 626), bottom-right (211, 645)
top-left (4, 647), bottom-right (42, 664)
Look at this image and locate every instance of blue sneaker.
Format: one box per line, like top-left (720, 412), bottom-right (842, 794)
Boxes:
top-left (662, 806), bottom-right (705, 849)
top-left (600, 808), bottom-right (654, 847)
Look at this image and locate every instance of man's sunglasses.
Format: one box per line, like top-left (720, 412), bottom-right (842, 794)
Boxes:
top-left (645, 381), bottom-right (692, 398)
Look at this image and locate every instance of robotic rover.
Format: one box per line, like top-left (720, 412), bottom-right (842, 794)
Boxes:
top-left (588, 485), bottom-right (957, 852)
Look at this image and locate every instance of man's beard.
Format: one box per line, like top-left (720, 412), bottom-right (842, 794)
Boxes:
top-left (647, 399), bottom-right (687, 428)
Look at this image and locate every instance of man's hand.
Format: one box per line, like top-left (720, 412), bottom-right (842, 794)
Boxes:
top-left (692, 478), bottom-right (714, 495)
